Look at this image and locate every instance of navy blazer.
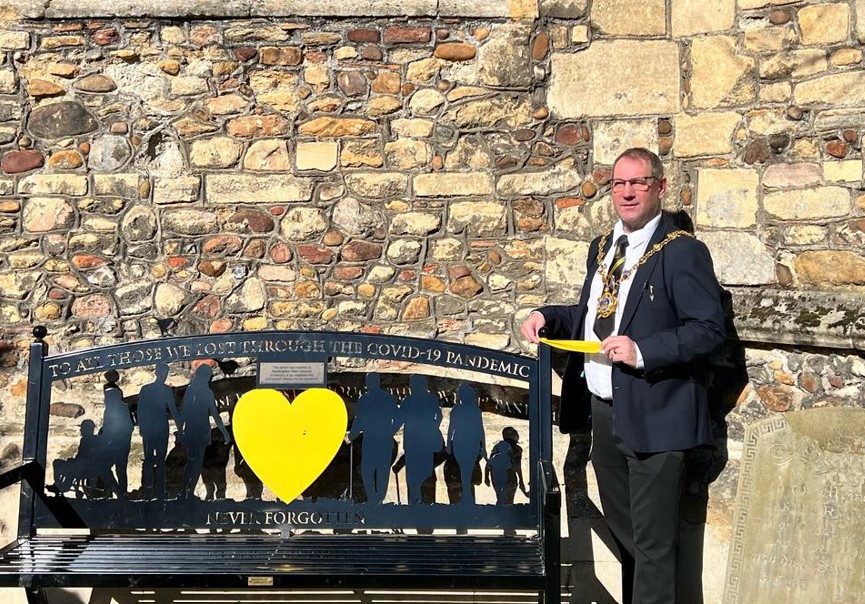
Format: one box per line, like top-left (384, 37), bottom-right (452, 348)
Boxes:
top-left (539, 215), bottom-right (726, 453)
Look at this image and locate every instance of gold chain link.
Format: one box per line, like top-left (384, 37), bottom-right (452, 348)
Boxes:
top-left (596, 228), bottom-right (695, 288)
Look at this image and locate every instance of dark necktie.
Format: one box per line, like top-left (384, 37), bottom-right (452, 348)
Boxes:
top-left (593, 235), bottom-right (629, 340)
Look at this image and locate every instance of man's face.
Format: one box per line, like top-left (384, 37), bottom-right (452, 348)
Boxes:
top-left (611, 156), bottom-right (666, 233)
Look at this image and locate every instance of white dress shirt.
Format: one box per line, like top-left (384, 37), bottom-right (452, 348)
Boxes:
top-left (583, 213), bottom-right (661, 400)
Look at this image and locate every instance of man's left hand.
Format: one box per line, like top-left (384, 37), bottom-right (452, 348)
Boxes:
top-left (601, 336), bottom-right (638, 368)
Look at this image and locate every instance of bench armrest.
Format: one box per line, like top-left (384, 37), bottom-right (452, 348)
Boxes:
top-left (539, 459), bottom-right (561, 604)
top-left (538, 458), bottom-right (561, 533)
top-left (0, 460), bottom-right (36, 491)
top-left (539, 459), bottom-right (560, 502)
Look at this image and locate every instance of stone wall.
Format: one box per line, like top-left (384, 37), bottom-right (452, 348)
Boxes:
top-left (1, 0), bottom-right (864, 602)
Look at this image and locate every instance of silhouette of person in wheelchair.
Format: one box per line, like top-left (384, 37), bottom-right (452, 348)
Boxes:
top-left (52, 419), bottom-right (119, 499)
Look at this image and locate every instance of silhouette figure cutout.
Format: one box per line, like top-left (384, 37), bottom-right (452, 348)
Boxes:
top-left (164, 431), bottom-right (188, 499)
top-left (137, 363), bottom-right (182, 499)
top-left (221, 388), bottom-right (263, 500)
top-left (399, 375), bottom-right (443, 505)
top-left (304, 434), bottom-right (361, 502)
top-left (234, 440), bottom-right (264, 500)
top-left (347, 373), bottom-right (401, 504)
top-left (446, 384), bottom-right (487, 505)
top-left (52, 419), bottom-right (118, 498)
top-left (202, 426), bottom-right (232, 500)
top-left (101, 386), bottom-right (134, 498)
top-left (443, 451), bottom-right (471, 504)
top-left (485, 427), bottom-right (528, 505)
top-left (178, 365), bottom-right (231, 499)
top-left (392, 444), bottom-right (448, 505)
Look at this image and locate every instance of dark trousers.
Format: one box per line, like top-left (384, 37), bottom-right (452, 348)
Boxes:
top-left (590, 396), bottom-right (685, 604)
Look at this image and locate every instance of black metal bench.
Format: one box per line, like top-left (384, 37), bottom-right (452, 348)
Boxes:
top-left (0, 328), bottom-right (559, 604)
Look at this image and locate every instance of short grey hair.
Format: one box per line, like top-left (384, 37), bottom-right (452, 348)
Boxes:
top-left (613, 147), bottom-right (664, 179)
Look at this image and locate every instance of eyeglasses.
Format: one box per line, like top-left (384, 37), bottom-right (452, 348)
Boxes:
top-left (611, 176), bottom-right (658, 192)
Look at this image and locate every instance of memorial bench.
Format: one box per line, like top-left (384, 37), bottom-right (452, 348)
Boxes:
top-left (0, 327), bottom-right (559, 604)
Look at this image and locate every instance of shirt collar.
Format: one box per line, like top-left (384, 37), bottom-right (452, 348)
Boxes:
top-left (612, 212), bottom-right (662, 249)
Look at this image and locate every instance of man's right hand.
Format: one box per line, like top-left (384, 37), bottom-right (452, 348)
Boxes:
top-left (519, 311), bottom-right (546, 344)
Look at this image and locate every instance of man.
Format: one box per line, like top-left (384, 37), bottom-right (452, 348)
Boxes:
top-left (447, 383), bottom-right (487, 505)
top-left (398, 375), bottom-right (444, 505)
top-left (138, 363), bottom-right (182, 498)
top-left (178, 364), bottom-right (231, 500)
top-left (347, 372), bottom-right (400, 504)
top-left (521, 147), bottom-right (725, 604)
top-left (102, 385), bottom-right (134, 498)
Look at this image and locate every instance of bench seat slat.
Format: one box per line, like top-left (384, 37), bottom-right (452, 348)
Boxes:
top-left (0, 534), bottom-right (548, 589)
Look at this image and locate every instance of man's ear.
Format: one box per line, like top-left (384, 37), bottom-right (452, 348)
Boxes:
top-left (657, 177), bottom-right (668, 198)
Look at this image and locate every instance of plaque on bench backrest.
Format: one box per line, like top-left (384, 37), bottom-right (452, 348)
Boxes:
top-left (724, 408), bottom-right (865, 603)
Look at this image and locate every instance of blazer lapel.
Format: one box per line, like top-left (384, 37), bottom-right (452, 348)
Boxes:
top-left (577, 235), bottom-right (611, 309)
top-left (618, 216), bottom-right (674, 335)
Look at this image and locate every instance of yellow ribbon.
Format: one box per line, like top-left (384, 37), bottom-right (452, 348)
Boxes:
top-left (539, 338), bottom-right (602, 354)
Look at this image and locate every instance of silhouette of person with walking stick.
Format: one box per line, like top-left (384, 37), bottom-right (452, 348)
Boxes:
top-left (178, 365), bottom-right (231, 499)
top-left (347, 372), bottom-right (401, 504)
top-left (102, 385), bottom-right (134, 498)
top-left (446, 383), bottom-right (487, 505)
top-left (137, 363), bottom-right (182, 498)
top-left (399, 375), bottom-right (443, 505)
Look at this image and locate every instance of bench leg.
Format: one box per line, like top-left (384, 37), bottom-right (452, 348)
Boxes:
top-left (25, 588), bottom-right (49, 604)
top-left (544, 583), bottom-right (561, 604)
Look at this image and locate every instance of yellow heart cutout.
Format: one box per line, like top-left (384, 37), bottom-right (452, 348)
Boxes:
top-left (233, 388), bottom-right (348, 503)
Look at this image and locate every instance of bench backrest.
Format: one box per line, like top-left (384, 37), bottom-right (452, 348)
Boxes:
top-left (21, 330), bottom-right (552, 535)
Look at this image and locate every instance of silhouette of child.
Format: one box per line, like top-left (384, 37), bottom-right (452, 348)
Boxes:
top-left (485, 427), bottom-right (528, 505)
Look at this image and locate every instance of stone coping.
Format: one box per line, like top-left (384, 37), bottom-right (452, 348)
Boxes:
top-left (6, 0), bottom-right (539, 20)
top-left (729, 287), bottom-right (865, 352)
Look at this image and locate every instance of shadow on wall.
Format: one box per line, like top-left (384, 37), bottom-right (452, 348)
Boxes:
top-left (671, 210), bottom-right (748, 603)
top-left (675, 285), bottom-right (748, 604)
top-left (0, 341), bottom-right (16, 368)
